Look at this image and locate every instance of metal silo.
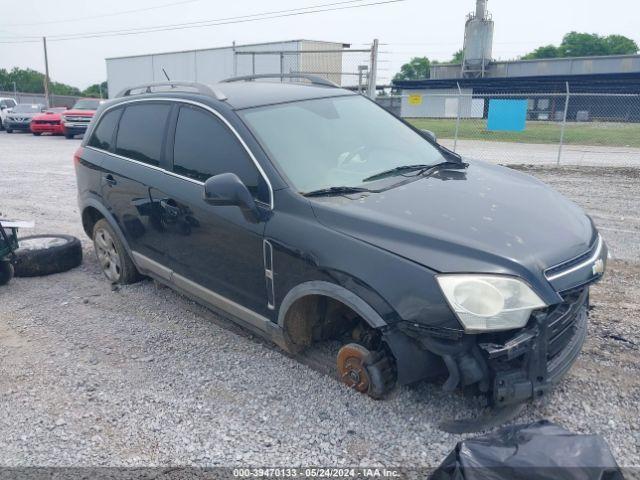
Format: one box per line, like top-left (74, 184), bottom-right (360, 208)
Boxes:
top-left (462, 0), bottom-right (494, 78)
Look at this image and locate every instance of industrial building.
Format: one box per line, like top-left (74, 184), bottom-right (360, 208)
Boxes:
top-left (395, 0), bottom-right (640, 121)
top-left (105, 39), bottom-right (349, 98)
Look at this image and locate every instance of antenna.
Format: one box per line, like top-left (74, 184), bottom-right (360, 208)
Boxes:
top-left (162, 68), bottom-right (171, 81)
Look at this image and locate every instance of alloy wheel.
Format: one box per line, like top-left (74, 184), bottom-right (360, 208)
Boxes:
top-left (94, 227), bottom-right (121, 282)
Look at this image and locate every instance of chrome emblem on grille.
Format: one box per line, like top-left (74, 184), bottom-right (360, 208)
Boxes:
top-left (592, 258), bottom-right (604, 276)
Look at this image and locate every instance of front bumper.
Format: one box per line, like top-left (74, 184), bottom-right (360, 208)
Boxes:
top-left (395, 286), bottom-right (590, 406)
top-left (31, 123), bottom-right (63, 134)
top-left (481, 287), bottom-right (589, 406)
top-left (63, 123), bottom-right (89, 135)
top-left (5, 120), bottom-right (31, 130)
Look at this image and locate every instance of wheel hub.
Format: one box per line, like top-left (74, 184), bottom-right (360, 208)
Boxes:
top-left (337, 343), bottom-right (373, 394)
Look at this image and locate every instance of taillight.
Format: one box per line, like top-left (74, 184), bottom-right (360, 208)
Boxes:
top-left (73, 147), bottom-right (84, 166)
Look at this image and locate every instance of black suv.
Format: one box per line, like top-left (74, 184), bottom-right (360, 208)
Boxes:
top-left (75, 76), bottom-right (606, 407)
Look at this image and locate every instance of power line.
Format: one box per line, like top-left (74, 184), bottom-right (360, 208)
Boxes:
top-left (51, 0), bottom-right (405, 41)
top-left (0, 0), bottom-right (204, 28)
top-left (0, 0), bottom-right (404, 43)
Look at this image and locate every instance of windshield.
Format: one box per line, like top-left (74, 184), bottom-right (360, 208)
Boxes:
top-left (13, 104), bottom-right (42, 113)
top-left (240, 95), bottom-right (446, 193)
top-left (73, 99), bottom-right (101, 110)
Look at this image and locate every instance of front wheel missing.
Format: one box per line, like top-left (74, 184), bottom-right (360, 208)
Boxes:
top-left (337, 343), bottom-right (396, 399)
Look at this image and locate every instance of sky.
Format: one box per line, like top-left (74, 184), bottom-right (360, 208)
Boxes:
top-left (0, 0), bottom-right (639, 90)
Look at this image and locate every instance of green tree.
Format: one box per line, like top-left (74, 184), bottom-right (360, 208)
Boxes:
top-left (522, 45), bottom-right (559, 60)
top-left (603, 34), bottom-right (640, 55)
top-left (523, 32), bottom-right (638, 59)
top-left (451, 49), bottom-right (464, 63)
top-left (393, 57), bottom-right (431, 81)
top-left (82, 81), bottom-right (108, 98)
top-left (558, 32), bottom-right (608, 57)
top-left (0, 67), bottom-right (81, 95)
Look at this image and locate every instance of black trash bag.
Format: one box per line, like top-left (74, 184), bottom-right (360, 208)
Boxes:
top-left (431, 420), bottom-right (623, 480)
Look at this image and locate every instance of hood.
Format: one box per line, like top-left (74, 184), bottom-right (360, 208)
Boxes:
top-left (310, 161), bottom-right (595, 294)
top-left (63, 109), bottom-right (95, 116)
top-left (33, 112), bottom-right (62, 121)
top-left (8, 111), bottom-right (39, 119)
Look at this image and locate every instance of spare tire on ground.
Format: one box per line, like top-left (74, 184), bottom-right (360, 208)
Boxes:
top-left (13, 235), bottom-right (82, 277)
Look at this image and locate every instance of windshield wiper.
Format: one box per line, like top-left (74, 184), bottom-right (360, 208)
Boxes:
top-left (362, 161), bottom-right (467, 183)
top-left (303, 186), bottom-right (372, 197)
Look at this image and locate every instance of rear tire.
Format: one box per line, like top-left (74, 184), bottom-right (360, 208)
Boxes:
top-left (64, 132), bottom-right (74, 139)
top-left (32, 132), bottom-right (41, 136)
top-left (0, 261), bottom-right (14, 286)
top-left (6, 128), bottom-right (12, 133)
top-left (92, 219), bottom-right (142, 285)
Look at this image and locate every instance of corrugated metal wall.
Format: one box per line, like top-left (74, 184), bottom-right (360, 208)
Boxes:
top-left (400, 88), bottom-right (484, 118)
top-left (106, 41), bottom-right (303, 98)
top-left (430, 54), bottom-right (640, 80)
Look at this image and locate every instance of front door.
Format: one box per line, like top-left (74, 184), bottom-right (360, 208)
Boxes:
top-left (144, 103), bottom-right (272, 317)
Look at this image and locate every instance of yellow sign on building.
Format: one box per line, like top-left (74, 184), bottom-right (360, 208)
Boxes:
top-left (408, 94), bottom-right (423, 106)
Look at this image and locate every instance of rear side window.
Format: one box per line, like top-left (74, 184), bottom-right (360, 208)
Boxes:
top-left (88, 109), bottom-right (121, 151)
top-left (172, 105), bottom-right (267, 202)
top-left (115, 104), bottom-right (171, 166)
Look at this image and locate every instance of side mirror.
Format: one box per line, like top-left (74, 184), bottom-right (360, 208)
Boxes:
top-left (421, 129), bottom-right (437, 143)
top-left (203, 172), bottom-right (261, 222)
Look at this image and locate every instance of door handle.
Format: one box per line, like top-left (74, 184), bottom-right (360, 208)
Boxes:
top-left (104, 174), bottom-right (117, 186)
top-left (160, 199), bottom-right (180, 217)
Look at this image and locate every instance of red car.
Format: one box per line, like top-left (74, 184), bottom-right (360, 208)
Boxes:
top-left (30, 107), bottom-right (68, 136)
top-left (61, 98), bottom-right (104, 139)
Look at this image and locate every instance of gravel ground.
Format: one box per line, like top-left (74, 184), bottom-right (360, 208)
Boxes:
top-left (0, 133), bottom-right (639, 467)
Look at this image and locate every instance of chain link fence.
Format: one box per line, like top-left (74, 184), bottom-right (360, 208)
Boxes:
top-left (0, 90), bottom-right (81, 108)
top-left (233, 43), bottom-right (377, 93)
top-left (392, 88), bottom-right (640, 167)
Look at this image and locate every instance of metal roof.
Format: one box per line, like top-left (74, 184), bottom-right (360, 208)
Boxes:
top-left (394, 72), bottom-right (640, 94)
top-left (106, 39), bottom-right (351, 61)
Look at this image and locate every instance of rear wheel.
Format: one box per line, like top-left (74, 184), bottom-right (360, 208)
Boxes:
top-left (64, 132), bottom-right (74, 139)
top-left (93, 219), bottom-right (141, 284)
top-left (32, 132), bottom-right (41, 136)
top-left (6, 128), bottom-right (12, 133)
top-left (0, 261), bottom-right (14, 286)
top-left (337, 343), bottom-right (396, 399)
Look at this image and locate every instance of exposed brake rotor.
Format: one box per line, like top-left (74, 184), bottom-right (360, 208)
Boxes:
top-left (337, 343), bottom-right (396, 399)
top-left (337, 343), bottom-right (373, 393)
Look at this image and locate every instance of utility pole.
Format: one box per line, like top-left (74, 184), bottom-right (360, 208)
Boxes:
top-left (42, 37), bottom-right (51, 108)
top-left (367, 38), bottom-right (379, 99)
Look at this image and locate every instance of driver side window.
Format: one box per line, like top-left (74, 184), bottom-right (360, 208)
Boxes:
top-left (172, 105), bottom-right (268, 204)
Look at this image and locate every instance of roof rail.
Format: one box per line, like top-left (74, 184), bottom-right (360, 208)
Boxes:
top-left (115, 81), bottom-right (227, 101)
top-left (221, 73), bottom-right (339, 88)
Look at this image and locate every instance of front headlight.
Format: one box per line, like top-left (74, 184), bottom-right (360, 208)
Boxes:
top-left (60, 114), bottom-right (67, 122)
top-left (436, 275), bottom-right (546, 333)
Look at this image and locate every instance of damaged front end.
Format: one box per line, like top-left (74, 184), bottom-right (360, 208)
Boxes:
top-left (395, 286), bottom-right (590, 407)
top-left (480, 287), bottom-right (589, 406)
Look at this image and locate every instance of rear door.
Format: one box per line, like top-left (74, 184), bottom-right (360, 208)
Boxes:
top-left (98, 102), bottom-right (173, 263)
top-left (145, 102), bottom-right (272, 316)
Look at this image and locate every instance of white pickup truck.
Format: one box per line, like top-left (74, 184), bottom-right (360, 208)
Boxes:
top-left (0, 97), bottom-right (18, 130)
